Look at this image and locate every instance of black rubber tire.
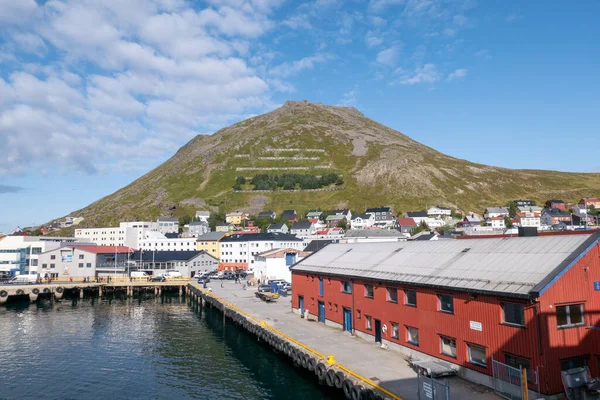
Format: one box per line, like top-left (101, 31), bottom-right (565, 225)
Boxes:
top-left (56, 287), bottom-right (64, 293)
top-left (43, 288), bottom-right (50, 293)
top-left (342, 379), bottom-right (354, 399)
top-left (32, 288), bottom-right (40, 295)
top-left (0, 290), bottom-right (8, 297)
top-left (362, 388), bottom-right (376, 400)
top-left (334, 371), bottom-right (345, 389)
top-left (316, 363), bottom-right (327, 381)
top-left (351, 385), bottom-right (363, 400)
top-left (325, 369), bottom-right (336, 387)
top-left (301, 353), bottom-right (309, 369)
top-left (307, 357), bottom-right (317, 372)
top-left (16, 289), bottom-right (24, 295)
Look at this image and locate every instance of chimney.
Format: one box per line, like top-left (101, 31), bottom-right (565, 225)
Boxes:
top-left (518, 227), bottom-right (538, 237)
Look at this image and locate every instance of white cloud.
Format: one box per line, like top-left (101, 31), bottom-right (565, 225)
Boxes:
top-left (270, 54), bottom-right (331, 78)
top-left (366, 31), bottom-right (383, 47)
top-left (395, 64), bottom-right (441, 85)
top-left (453, 14), bottom-right (467, 26)
top-left (443, 28), bottom-right (456, 37)
top-left (338, 88), bottom-right (357, 106)
top-left (369, 15), bottom-right (387, 27)
top-left (282, 14), bottom-right (312, 30)
top-left (447, 68), bottom-right (467, 81)
top-left (0, 0), bottom-right (38, 24)
top-left (376, 45), bottom-right (400, 67)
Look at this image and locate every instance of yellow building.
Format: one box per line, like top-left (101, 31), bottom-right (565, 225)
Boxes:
top-left (196, 232), bottom-right (227, 259)
top-left (225, 211), bottom-right (246, 225)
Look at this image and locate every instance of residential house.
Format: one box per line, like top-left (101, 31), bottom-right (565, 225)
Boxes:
top-left (157, 217), bottom-right (179, 235)
top-left (267, 223), bottom-right (289, 234)
top-left (541, 208), bottom-right (572, 227)
top-left (342, 229), bottom-right (405, 243)
top-left (483, 207), bottom-right (509, 219)
top-left (405, 212), bottom-right (428, 225)
top-left (253, 248), bottom-right (310, 283)
top-left (218, 232), bottom-right (304, 271)
top-left (365, 206), bottom-right (396, 228)
top-left (289, 232), bottom-right (600, 396)
top-left (290, 222), bottom-right (315, 238)
top-left (306, 211), bottom-right (323, 222)
top-left (281, 210), bottom-right (298, 223)
top-left (516, 212), bottom-right (541, 228)
top-left (427, 206), bottom-right (452, 219)
top-left (215, 223), bottom-right (235, 233)
top-left (226, 211), bottom-right (246, 225)
top-left (332, 209), bottom-right (352, 220)
top-left (462, 215), bottom-right (481, 227)
top-left (188, 221), bottom-right (210, 237)
top-left (195, 211), bottom-right (210, 222)
top-left (308, 228), bottom-right (345, 241)
top-left (131, 250), bottom-right (218, 277)
top-left (196, 232), bottom-right (227, 259)
top-left (578, 197), bottom-right (600, 209)
top-left (257, 211), bottom-right (276, 220)
top-left (325, 214), bottom-right (346, 228)
top-left (516, 205), bottom-right (543, 216)
top-left (350, 214), bottom-right (375, 230)
top-left (545, 199), bottom-right (566, 210)
top-left (38, 245), bottom-right (132, 279)
top-left (487, 216), bottom-right (506, 229)
top-left (138, 231), bottom-right (197, 251)
top-left (396, 218), bottom-right (417, 234)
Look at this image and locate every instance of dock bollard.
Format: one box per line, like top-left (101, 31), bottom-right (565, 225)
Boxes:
top-left (79, 288), bottom-right (84, 299)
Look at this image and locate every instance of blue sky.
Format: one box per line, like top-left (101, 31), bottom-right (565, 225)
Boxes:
top-left (1, 0), bottom-right (599, 232)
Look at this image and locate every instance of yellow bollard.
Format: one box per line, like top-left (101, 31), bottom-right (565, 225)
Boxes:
top-left (326, 355), bottom-right (336, 365)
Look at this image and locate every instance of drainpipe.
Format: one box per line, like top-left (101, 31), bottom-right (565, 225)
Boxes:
top-left (534, 300), bottom-right (548, 394)
top-left (351, 279), bottom-right (356, 335)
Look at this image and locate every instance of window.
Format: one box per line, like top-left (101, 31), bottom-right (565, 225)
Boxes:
top-left (50, 255), bottom-right (56, 260)
top-left (342, 281), bottom-right (352, 294)
top-left (364, 284), bottom-right (374, 299)
top-left (42, 264), bottom-right (47, 268)
top-left (50, 263), bottom-right (55, 268)
top-left (387, 287), bottom-right (398, 303)
top-left (366, 316), bottom-right (372, 331)
top-left (319, 278), bottom-right (324, 296)
top-left (468, 344), bottom-right (487, 367)
top-left (404, 289), bottom-right (417, 306)
top-left (86, 263), bottom-right (92, 268)
top-left (30, 259), bottom-right (38, 267)
top-left (31, 247), bottom-right (42, 254)
top-left (440, 336), bottom-right (456, 358)
top-left (561, 356), bottom-right (588, 371)
top-left (78, 263), bottom-right (84, 268)
top-left (503, 303), bottom-right (525, 326)
top-left (391, 323), bottom-right (399, 339)
top-left (505, 355), bottom-right (531, 381)
top-left (556, 304), bottom-right (584, 328)
top-left (79, 254), bottom-right (84, 259)
top-left (407, 326), bottom-right (419, 345)
top-left (438, 294), bottom-right (454, 314)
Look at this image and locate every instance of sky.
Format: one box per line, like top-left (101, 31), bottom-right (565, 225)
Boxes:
top-left (0, 0), bottom-right (599, 232)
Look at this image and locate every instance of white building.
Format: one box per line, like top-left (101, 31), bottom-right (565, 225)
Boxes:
top-left (267, 223), bottom-right (289, 234)
top-left (350, 214), bottom-right (375, 230)
top-left (483, 207), bottom-right (509, 219)
top-left (138, 230), bottom-right (197, 252)
top-left (195, 211), bottom-right (210, 222)
top-left (289, 222), bottom-right (315, 238)
top-left (427, 206), bottom-right (452, 219)
top-left (253, 248), bottom-right (309, 283)
top-left (516, 206), bottom-right (543, 216)
top-left (517, 212), bottom-right (541, 228)
top-left (157, 217), bottom-right (179, 234)
top-left (219, 233), bottom-right (304, 271)
top-left (75, 221), bottom-right (160, 248)
top-left (131, 250), bottom-right (218, 277)
top-left (425, 218), bottom-right (446, 229)
top-left (0, 236), bottom-right (81, 275)
top-left (487, 216), bottom-right (506, 229)
top-left (38, 245), bottom-right (132, 279)
top-left (187, 221), bottom-right (210, 237)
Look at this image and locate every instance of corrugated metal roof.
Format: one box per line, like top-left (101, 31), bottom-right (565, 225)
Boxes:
top-left (291, 234), bottom-right (599, 297)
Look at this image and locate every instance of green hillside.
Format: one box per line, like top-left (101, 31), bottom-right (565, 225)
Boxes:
top-left (57, 101), bottom-right (600, 228)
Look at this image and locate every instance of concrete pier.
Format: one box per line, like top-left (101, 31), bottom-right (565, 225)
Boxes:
top-left (188, 282), bottom-right (501, 400)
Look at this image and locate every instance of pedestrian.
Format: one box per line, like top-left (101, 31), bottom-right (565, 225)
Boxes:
top-left (220, 282), bottom-right (224, 288)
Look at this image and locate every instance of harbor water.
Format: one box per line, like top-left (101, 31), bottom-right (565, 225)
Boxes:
top-left (0, 294), bottom-right (335, 400)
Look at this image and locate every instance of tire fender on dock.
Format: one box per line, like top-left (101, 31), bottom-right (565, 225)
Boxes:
top-left (342, 379), bottom-right (354, 399)
top-left (325, 369), bottom-right (336, 387)
top-left (334, 371), bottom-right (344, 389)
top-left (351, 385), bottom-right (363, 400)
top-left (307, 357), bottom-right (317, 372)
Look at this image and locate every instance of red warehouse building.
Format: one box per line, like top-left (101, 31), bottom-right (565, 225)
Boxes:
top-left (290, 231), bottom-right (600, 396)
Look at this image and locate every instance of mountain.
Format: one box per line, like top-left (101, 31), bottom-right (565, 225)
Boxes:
top-left (62, 101), bottom-right (600, 227)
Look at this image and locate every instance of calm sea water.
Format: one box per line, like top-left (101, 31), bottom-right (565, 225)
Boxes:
top-left (0, 294), bottom-right (335, 400)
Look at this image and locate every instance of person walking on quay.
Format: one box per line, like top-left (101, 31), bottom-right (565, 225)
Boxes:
top-left (220, 282), bottom-right (224, 288)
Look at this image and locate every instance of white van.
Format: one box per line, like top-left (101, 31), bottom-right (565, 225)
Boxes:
top-left (9, 274), bottom-right (38, 284)
top-left (164, 271), bottom-right (182, 278)
top-left (130, 271), bottom-right (149, 278)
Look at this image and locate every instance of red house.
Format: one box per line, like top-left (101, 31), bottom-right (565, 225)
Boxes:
top-left (545, 199), bottom-right (566, 210)
top-left (290, 231), bottom-right (600, 396)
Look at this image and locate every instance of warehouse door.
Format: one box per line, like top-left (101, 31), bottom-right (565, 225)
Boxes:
top-left (318, 301), bottom-right (325, 323)
top-left (343, 308), bottom-right (352, 332)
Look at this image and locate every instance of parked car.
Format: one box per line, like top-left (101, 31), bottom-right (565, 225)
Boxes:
top-left (197, 275), bottom-right (210, 284)
top-left (283, 283), bottom-right (292, 291)
top-left (257, 284), bottom-right (271, 293)
top-left (151, 276), bottom-right (166, 282)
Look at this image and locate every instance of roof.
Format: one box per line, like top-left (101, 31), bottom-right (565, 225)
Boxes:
top-left (131, 250), bottom-right (214, 262)
top-left (267, 223), bottom-right (286, 230)
top-left (430, 206), bottom-right (451, 211)
top-left (406, 211), bottom-right (427, 218)
top-left (332, 209), bottom-right (350, 215)
top-left (352, 214), bottom-right (372, 220)
top-left (366, 207), bottom-right (391, 213)
top-left (344, 229), bottom-right (403, 238)
top-left (216, 222), bottom-right (233, 226)
top-left (397, 218), bottom-right (417, 227)
top-left (197, 232), bottom-right (227, 241)
top-left (195, 211), bottom-right (210, 216)
top-left (255, 248), bottom-right (310, 258)
top-left (489, 217), bottom-right (505, 221)
top-left (306, 211), bottom-right (323, 217)
top-left (157, 217), bottom-right (178, 222)
top-left (517, 206), bottom-right (543, 212)
top-left (226, 211), bottom-right (244, 216)
top-left (70, 246), bottom-right (133, 254)
top-left (189, 221), bottom-right (209, 226)
top-left (542, 208), bottom-right (571, 217)
top-left (485, 207), bottom-right (509, 214)
top-left (291, 222), bottom-right (313, 230)
top-left (281, 210), bottom-right (297, 217)
top-left (258, 211), bottom-right (276, 216)
top-left (304, 240), bottom-right (335, 252)
top-left (409, 232), bottom-right (437, 241)
top-left (465, 216), bottom-right (481, 222)
top-left (220, 232), bottom-right (302, 242)
top-left (546, 199), bottom-right (565, 203)
top-left (291, 233), bottom-right (600, 298)
top-left (326, 214), bottom-right (344, 221)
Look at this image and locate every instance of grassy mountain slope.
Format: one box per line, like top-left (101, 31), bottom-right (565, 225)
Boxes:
top-left (62, 101), bottom-right (600, 227)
